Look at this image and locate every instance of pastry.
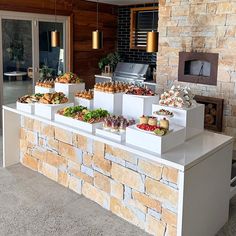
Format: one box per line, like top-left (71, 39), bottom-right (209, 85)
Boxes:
top-left (160, 118), bottom-right (169, 130)
top-left (140, 115), bottom-right (148, 125)
top-left (148, 117), bottom-right (157, 126)
top-left (159, 85), bottom-right (195, 108)
top-left (17, 94), bottom-right (43, 104)
top-left (94, 82), bottom-right (128, 93)
top-left (75, 90), bottom-right (93, 100)
top-left (56, 72), bottom-right (81, 84)
top-left (39, 92), bottom-right (68, 104)
top-left (36, 79), bottom-right (54, 88)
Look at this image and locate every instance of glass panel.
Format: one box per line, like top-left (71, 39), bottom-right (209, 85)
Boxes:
top-left (2, 19), bottom-right (33, 104)
top-left (39, 22), bottom-right (64, 80)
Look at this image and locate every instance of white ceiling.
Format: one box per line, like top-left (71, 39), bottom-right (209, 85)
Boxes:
top-left (87, 0), bottom-right (153, 6)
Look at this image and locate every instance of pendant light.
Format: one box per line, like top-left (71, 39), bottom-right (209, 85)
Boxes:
top-left (92, 0), bottom-right (103, 49)
top-left (51, 0), bottom-right (60, 47)
top-left (146, 0), bottom-right (158, 53)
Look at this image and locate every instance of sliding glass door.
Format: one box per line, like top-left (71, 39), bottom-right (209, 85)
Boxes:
top-left (2, 19), bottom-right (33, 105)
top-left (0, 11), bottom-right (70, 130)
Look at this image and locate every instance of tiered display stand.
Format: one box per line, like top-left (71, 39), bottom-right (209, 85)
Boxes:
top-left (34, 103), bottom-right (73, 120)
top-left (126, 124), bottom-right (186, 154)
top-left (152, 103), bottom-right (205, 140)
top-left (16, 102), bottom-right (35, 114)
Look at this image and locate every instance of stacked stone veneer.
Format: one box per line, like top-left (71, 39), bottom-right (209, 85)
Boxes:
top-left (157, 0), bottom-right (236, 149)
top-left (20, 116), bottom-right (179, 236)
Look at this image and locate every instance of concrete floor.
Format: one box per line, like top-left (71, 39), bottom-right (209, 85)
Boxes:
top-left (0, 136), bottom-right (150, 236)
top-left (0, 136), bottom-right (235, 235)
top-left (3, 80), bottom-right (33, 105)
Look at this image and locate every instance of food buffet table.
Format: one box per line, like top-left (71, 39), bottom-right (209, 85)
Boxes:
top-left (2, 76), bottom-right (234, 236)
top-left (2, 103), bottom-right (233, 236)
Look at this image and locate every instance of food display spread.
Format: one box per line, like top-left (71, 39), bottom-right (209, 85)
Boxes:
top-left (75, 90), bottom-right (94, 100)
top-left (94, 82), bottom-right (129, 93)
top-left (56, 72), bottom-right (82, 84)
top-left (57, 106), bottom-right (109, 124)
top-left (38, 92), bottom-right (68, 104)
top-left (103, 115), bottom-right (135, 133)
top-left (125, 85), bottom-right (155, 96)
top-left (17, 77), bottom-right (204, 153)
top-left (137, 115), bottom-right (169, 136)
top-left (36, 79), bottom-right (54, 88)
top-left (159, 85), bottom-right (195, 108)
top-left (17, 94), bottom-right (43, 104)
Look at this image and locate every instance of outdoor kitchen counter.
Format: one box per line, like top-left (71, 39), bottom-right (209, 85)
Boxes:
top-left (2, 104), bottom-right (234, 236)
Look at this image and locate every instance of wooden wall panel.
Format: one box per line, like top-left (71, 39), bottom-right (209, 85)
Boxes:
top-left (0, 0), bottom-right (118, 88)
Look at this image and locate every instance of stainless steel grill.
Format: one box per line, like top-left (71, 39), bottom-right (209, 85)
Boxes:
top-left (113, 62), bottom-right (149, 83)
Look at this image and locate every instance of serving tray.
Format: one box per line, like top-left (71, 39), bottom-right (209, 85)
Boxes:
top-left (54, 113), bottom-right (103, 133)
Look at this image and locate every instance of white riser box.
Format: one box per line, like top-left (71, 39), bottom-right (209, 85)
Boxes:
top-left (55, 83), bottom-right (85, 102)
top-left (152, 103), bottom-right (204, 140)
top-left (74, 97), bottom-right (93, 110)
top-left (126, 124), bottom-right (185, 154)
top-left (96, 128), bottom-right (126, 143)
top-left (16, 102), bottom-right (35, 114)
top-left (94, 91), bottom-right (123, 115)
top-left (34, 103), bottom-right (74, 120)
top-left (122, 94), bottom-right (159, 120)
top-left (35, 86), bottom-right (55, 94)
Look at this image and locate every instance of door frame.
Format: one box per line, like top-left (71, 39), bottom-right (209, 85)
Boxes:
top-left (0, 10), bottom-right (71, 130)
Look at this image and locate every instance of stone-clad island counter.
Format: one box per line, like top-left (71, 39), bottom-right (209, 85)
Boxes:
top-left (2, 103), bottom-right (233, 236)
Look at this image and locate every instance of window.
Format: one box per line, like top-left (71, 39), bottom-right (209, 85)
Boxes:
top-left (130, 7), bottom-right (158, 50)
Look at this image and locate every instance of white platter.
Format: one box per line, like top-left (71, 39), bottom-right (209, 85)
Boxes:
top-left (55, 113), bottom-right (103, 133)
top-left (152, 110), bottom-right (174, 119)
top-left (96, 128), bottom-right (126, 142)
top-left (34, 102), bottom-right (74, 120)
top-left (16, 102), bottom-right (35, 114)
top-left (135, 124), bottom-right (173, 135)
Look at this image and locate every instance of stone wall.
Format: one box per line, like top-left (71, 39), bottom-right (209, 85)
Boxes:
top-left (20, 116), bottom-right (180, 236)
top-left (157, 0), bottom-right (236, 149)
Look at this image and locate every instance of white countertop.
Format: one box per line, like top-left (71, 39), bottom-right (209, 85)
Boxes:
top-left (3, 104), bottom-right (233, 172)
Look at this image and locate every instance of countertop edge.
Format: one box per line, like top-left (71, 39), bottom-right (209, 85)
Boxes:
top-left (3, 104), bottom-right (233, 172)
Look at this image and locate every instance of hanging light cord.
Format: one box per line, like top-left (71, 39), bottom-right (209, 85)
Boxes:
top-left (97, 0), bottom-right (99, 31)
top-left (54, 0), bottom-right (57, 31)
top-left (152, 0), bottom-right (155, 32)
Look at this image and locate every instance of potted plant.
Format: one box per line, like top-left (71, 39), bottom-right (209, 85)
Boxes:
top-left (39, 59), bottom-right (54, 79)
top-left (6, 39), bottom-right (25, 71)
top-left (98, 52), bottom-right (121, 75)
